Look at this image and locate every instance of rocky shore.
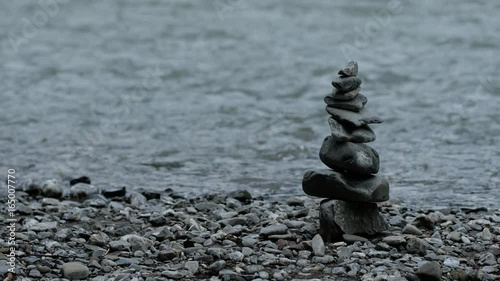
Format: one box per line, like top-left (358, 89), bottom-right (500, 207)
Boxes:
top-left (0, 179), bottom-right (499, 281)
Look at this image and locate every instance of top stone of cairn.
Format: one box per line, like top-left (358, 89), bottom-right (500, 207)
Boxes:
top-left (338, 61), bottom-right (358, 77)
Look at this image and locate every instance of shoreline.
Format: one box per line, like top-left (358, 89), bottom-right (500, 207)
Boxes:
top-left (0, 184), bottom-right (499, 280)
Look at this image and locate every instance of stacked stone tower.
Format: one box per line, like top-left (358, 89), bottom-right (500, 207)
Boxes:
top-left (302, 61), bottom-right (389, 242)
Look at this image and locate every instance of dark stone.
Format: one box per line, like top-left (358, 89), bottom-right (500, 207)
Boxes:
top-left (338, 61), bottom-right (358, 77)
top-left (416, 261), bottom-right (442, 281)
top-left (319, 202), bottom-right (344, 242)
top-left (141, 190), bottom-right (162, 200)
top-left (414, 215), bottom-right (436, 230)
top-left (331, 77), bottom-right (362, 93)
top-left (158, 250), bottom-right (177, 261)
top-left (326, 106), bottom-right (383, 127)
top-left (20, 179), bottom-right (40, 196)
top-left (405, 273), bottom-right (421, 281)
top-left (319, 136), bottom-right (379, 176)
top-left (325, 93), bottom-right (367, 112)
top-left (319, 200), bottom-right (388, 241)
top-left (102, 187), bottom-right (127, 198)
top-left (69, 176), bottom-right (91, 186)
top-left (164, 188), bottom-right (185, 199)
top-left (406, 238), bottom-right (432, 255)
top-left (332, 87), bottom-right (361, 101)
top-left (228, 190), bottom-right (252, 204)
top-left (302, 169), bottom-right (389, 202)
top-left (328, 117), bottom-right (375, 143)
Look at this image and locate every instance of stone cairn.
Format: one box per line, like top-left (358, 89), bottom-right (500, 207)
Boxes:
top-left (302, 61), bottom-right (390, 242)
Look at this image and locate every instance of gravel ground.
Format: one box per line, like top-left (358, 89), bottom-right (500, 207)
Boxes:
top-left (0, 179), bottom-right (499, 281)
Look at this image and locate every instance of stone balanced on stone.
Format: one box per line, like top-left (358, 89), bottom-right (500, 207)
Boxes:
top-left (302, 61), bottom-right (390, 242)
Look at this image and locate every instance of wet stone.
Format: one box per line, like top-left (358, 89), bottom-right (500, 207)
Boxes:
top-left (332, 87), bottom-right (361, 101)
top-left (328, 117), bottom-right (375, 143)
top-left (102, 187), bottom-right (126, 198)
top-left (319, 200), bottom-right (388, 242)
top-left (338, 61), bottom-right (358, 77)
top-left (331, 77), bottom-right (362, 93)
top-left (319, 136), bottom-right (380, 176)
top-left (326, 106), bottom-right (383, 127)
top-left (228, 190), bottom-right (252, 203)
top-left (69, 176), bottom-right (91, 186)
top-left (417, 262), bottom-right (442, 281)
top-left (326, 93), bottom-right (367, 111)
top-left (302, 169), bottom-right (389, 202)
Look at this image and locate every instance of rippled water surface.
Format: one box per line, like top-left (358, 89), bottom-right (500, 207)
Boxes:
top-left (1, 0), bottom-right (499, 208)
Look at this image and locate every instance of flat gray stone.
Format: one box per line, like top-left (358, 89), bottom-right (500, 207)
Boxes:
top-left (61, 262), bottom-right (90, 280)
top-left (259, 224), bottom-right (288, 236)
top-left (209, 260), bottom-right (226, 272)
top-left (331, 77), bottom-right (362, 93)
top-left (325, 93), bottom-right (367, 112)
top-left (311, 234), bottom-right (326, 256)
top-left (24, 219), bottom-right (58, 231)
top-left (326, 106), bottom-right (383, 127)
top-left (402, 224), bottom-right (423, 235)
top-left (319, 136), bottom-right (379, 176)
top-left (338, 61), bottom-right (358, 77)
top-left (109, 240), bottom-right (131, 251)
top-left (328, 117), bottom-right (375, 143)
top-left (302, 169), bottom-right (389, 202)
top-left (319, 200), bottom-right (388, 242)
top-left (162, 270), bottom-right (185, 279)
top-left (382, 235), bottom-right (406, 246)
top-left (342, 234), bottom-right (369, 244)
top-left (331, 87), bottom-right (361, 101)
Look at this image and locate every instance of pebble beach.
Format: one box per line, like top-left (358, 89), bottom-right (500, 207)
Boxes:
top-left (1, 179), bottom-right (499, 280)
top-left (2, 1), bottom-right (499, 281)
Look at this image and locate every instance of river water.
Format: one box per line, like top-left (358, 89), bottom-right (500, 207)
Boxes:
top-left (1, 0), bottom-right (499, 208)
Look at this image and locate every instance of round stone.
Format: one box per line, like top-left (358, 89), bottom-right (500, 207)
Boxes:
top-left (319, 136), bottom-right (379, 176)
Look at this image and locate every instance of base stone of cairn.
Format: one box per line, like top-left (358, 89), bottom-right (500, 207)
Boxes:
top-left (302, 61), bottom-right (389, 242)
top-left (319, 200), bottom-right (389, 242)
